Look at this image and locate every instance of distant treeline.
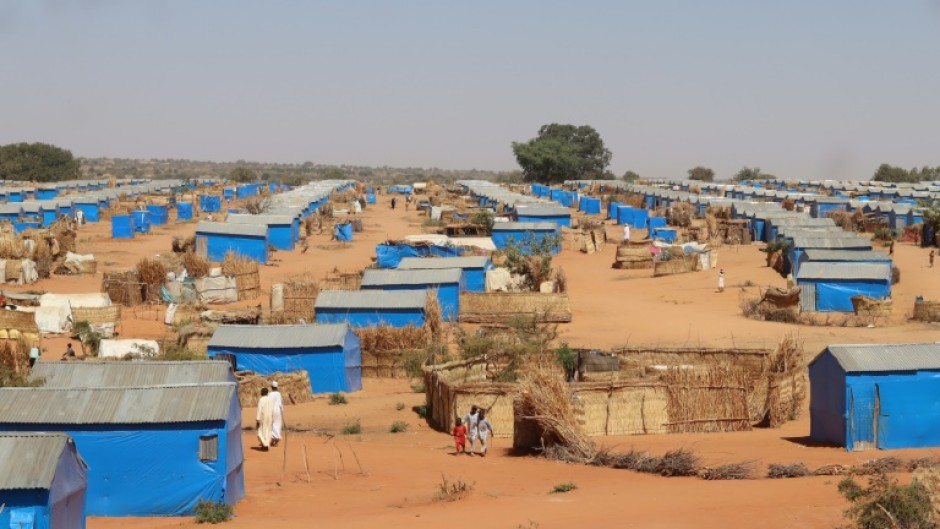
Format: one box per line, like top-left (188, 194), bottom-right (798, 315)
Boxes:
top-left (871, 164), bottom-right (940, 183)
top-left (0, 142), bottom-right (81, 182)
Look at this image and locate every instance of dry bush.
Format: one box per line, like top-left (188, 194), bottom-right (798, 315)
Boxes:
top-left (517, 362), bottom-right (596, 462)
top-left (32, 238), bottom-right (52, 278)
top-left (892, 266), bottom-right (901, 285)
top-left (172, 236), bottom-right (195, 253)
top-left (909, 458), bottom-right (940, 471)
top-left (768, 463), bottom-right (812, 479)
top-left (135, 258), bottom-right (167, 303)
top-left (740, 297), bottom-right (801, 323)
top-left (182, 251), bottom-right (210, 278)
top-left (435, 475), bottom-right (474, 502)
top-left (657, 449), bottom-right (701, 477)
top-left (854, 457), bottom-right (906, 476)
top-left (701, 461), bottom-right (755, 480)
top-left (553, 267), bottom-right (567, 293)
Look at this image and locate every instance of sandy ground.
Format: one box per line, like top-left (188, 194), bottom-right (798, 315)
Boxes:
top-left (11, 195), bottom-right (940, 529)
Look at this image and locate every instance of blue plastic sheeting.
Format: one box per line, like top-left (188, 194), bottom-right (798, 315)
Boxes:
top-left (875, 378), bottom-right (940, 449)
top-left (267, 225), bottom-right (294, 250)
top-left (0, 444), bottom-right (87, 529)
top-left (645, 195), bottom-right (656, 209)
top-left (146, 205), bottom-right (169, 225)
top-left (515, 214), bottom-right (571, 228)
top-left (808, 352), bottom-right (847, 447)
top-left (752, 219), bottom-right (766, 242)
top-left (366, 194), bottom-right (376, 204)
top-left (578, 197), bottom-right (601, 214)
top-left (362, 283), bottom-right (462, 322)
top-left (8, 191), bottom-right (24, 202)
top-left (549, 188), bottom-right (563, 202)
top-left (801, 280), bottom-right (890, 312)
top-left (1, 422), bottom-right (243, 516)
top-left (37, 189), bottom-right (58, 200)
top-left (209, 338), bottom-right (362, 394)
top-left (132, 210), bottom-right (151, 232)
top-left (177, 202), bottom-right (193, 221)
top-left (491, 231), bottom-right (560, 255)
top-left (334, 222), bottom-right (353, 242)
top-left (630, 208), bottom-right (649, 229)
top-left (111, 216), bottom-right (134, 239)
top-left (199, 233), bottom-right (269, 264)
top-left (647, 216), bottom-right (667, 230)
top-left (616, 205), bottom-right (634, 225)
top-left (14, 222), bottom-right (40, 234)
top-left (223, 189), bottom-right (234, 201)
top-left (200, 195), bottom-right (222, 212)
top-left (651, 228), bottom-right (678, 243)
top-left (375, 244), bottom-right (464, 268)
top-left (75, 203), bottom-right (101, 223)
top-left (388, 185), bottom-right (413, 194)
top-left (608, 202), bottom-right (622, 220)
top-left (315, 308), bottom-right (425, 328)
top-left (0, 212), bottom-right (18, 222)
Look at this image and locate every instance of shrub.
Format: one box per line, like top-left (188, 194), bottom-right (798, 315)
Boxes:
top-left (395, 402), bottom-right (405, 411)
top-left (555, 342), bottom-right (576, 380)
top-left (767, 463), bottom-right (812, 479)
top-left (341, 420), bottom-right (361, 435)
top-left (194, 500), bottom-right (233, 524)
top-left (413, 404), bottom-right (429, 418)
top-left (854, 457), bottom-right (905, 476)
top-left (838, 473), bottom-right (934, 529)
top-left (656, 449), bottom-right (700, 477)
top-left (410, 381), bottom-right (426, 393)
top-left (328, 392), bottom-right (348, 405)
top-left (389, 421), bottom-right (409, 433)
top-left (892, 266), bottom-right (901, 285)
top-left (436, 475), bottom-right (474, 502)
top-left (550, 482), bottom-right (577, 494)
top-left (0, 365), bottom-right (42, 388)
top-left (701, 461), bottom-right (754, 481)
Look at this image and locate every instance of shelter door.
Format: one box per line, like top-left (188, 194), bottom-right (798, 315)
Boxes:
top-left (800, 283), bottom-right (816, 313)
top-left (848, 386), bottom-right (877, 451)
top-left (196, 236), bottom-right (207, 258)
top-left (875, 379), bottom-right (940, 450)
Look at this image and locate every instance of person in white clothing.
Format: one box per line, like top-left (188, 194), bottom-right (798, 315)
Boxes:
top-left (462, 405), bottom-right (480, 455)
top-left (270, 381), bottom-right (284, 447)
top-left (475, 409), bottom-right (494, 456)
top-left (718, 269), bottom-right (725, 293)
top-left (623, 224), bottom-right (631, 242)
top-left (256, 388), bottom-right (275, 451)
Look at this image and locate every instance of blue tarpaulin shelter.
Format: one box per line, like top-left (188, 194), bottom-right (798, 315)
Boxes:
top-left (608, 201), bottom-right (622, 220)
top-left (514, 205), bottom-right (572, 228)
top-left (334, 222), bottom-right (354, 242)
top-left (397, 256), bottom-right (490, 292)
top-left (0, 204), bottom-right (21, 223)
top-left (146, 204), bottom-right (169, 225)
top-left (647, 216), bottom-right (667, 230)
top-left (616, 205), bottom-right (634, 226)
top-left (14, 221), bottom-right (40, 234)
top-left (0, 433), bottom-right (88, 529)
top-left (228, 214), bottom-right (296, 250)
top-left (578, 196), bottom-right (602, 214)
top-left (810, 343), bottom-right (940, 450)
top-left (208, 324), bottom-right (362, 393)
top-left (651, 228), bottom-right (678, 243)
top-left (200, 195), bottom-right (222, 212)
top-left (111, 215), bottom-right (134, 239)
top-left (361, 268), bottom-right (465, 322)
top-left (491, 222), bottom-right (560, 254)
top-left (375, 242), bottom-right (464, 268)
top-left (0, 383), bottom-right (244, 516)
top-left (176, 202), bottom-right (193, 221)
top-left (132, 210), bottom-right (150, 233)
top-left (315, 290), bottom-right (427, 328)
top-left (366, 194), bottom-right (376, 204)
top-left (37, 187), bottom-right (58, 200)
top-left (195, 221), bottom-right (269, 263)
top-left (73, 199), bottom-right (101, 223)
top-left (796, 262), bottom-right (891, 312)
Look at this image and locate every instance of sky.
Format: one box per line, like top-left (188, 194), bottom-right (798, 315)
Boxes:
top-left (1, 1), bottom-right (939, 180)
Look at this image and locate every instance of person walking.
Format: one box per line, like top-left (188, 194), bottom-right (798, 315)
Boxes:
top-left (931, 250), bottom-right (935, 268)
top-left (256, 388), bottom-right (275, 451)
top-left (452, 417), bottom-right (468, 455)
top-left (889, 240), bottom-right (895, 257)
top-left (391, 197), bottom-right (397, 209)
top-left (269, 381), bottom-right (284, 447)
top-left (718, 269), bottom-right (725, 293)
top-left (463, 405), bottom-right (480, 455)
top-left (623, 224), bottom-right (631, 242)
top-left (475, 409), bottom-right (494, 457)
top-left (28, 345), bottom-right (40, 368)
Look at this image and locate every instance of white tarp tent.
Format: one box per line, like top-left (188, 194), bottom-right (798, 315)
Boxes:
top-left (37, 293), bottom-right (112, 334)
top-left (98, 339), bottom-right (160, 359)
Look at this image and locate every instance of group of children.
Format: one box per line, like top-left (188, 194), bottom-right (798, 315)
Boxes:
top-left (452, 405), bottom-right (494, 456)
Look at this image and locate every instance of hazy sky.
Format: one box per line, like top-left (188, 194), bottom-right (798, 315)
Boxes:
top-left (2, 1), bottom-right (939, 179)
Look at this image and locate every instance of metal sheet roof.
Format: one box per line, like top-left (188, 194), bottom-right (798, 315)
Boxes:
top-left (514, 205), bottom-right (571, 217)
top-left (802, 249), bottom-right (892, 262)
top-left (208, 324), bottom-right (350, 349)
top-left (226, 214), bottom-right (295, 226)
top-left (492, 222), bottom-right (559, 231)
top-left (29, 361), bottom-right (234, 388)
top-left (822, 343), bottom-right (940, 372)
top-left (314, 290), bottom-right (427, 310)
top-left (397, 256), bottom-right (489, 270)
top-left (0, 434), bottom-right (72, 490)
top-left (195, 221), bottom-right (268, 237)
top-left (0, 383), bottom-right (236, 424)
top-left (791, 236), bottom-right (873, 250)
top-left (361, 268), bottom-right (463, 286)
top-left (796, 262), bottom-right (891, 281)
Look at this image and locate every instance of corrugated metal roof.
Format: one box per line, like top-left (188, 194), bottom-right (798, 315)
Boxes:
top-left (361, 268), bottom-right (463, 286)
top-left (195, 221), bottom-right (268, 237)
top-left (492, 222), bottom-right (559, 231)
top-left (514, 205), bottom-right (571, 217)
top-left (823, 343), bottom-right (940, 372)
top-left (791, 236), bottom-right (873, 249)
top-left (797, 262), bottom-right (891, 280)
top-left (315, 290), bottom-right (427, 310)
top-left (209, 324), bottom-right (350, 349)
top-left (0, 433), bottom-right (72, 490)
top-left (397, 256), bottom-right (489, 270)
top-left (803, 249), bottom-right (892, 262)
top-left (29, 361), bottom-right (234, 388)
top-left (226, 214), bottom-right (295, 226)
top-left (0, 383), bottom-right (236, 424)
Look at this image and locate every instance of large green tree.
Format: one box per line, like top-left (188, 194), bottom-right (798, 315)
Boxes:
top-left (0, 142), bottom-right (80, 182)
top-left (229, 166), bottom-right (257, 183)
top-left (511, 124), bottom-right (611, 183)
top-left (622, 170), bottom-right (640, 182)
top-left (872, 163), bottom-right (940, 183)
top-left (687, 166), bottom-right (715, 182)
top-left (734, 166), bottom-right (774, 181)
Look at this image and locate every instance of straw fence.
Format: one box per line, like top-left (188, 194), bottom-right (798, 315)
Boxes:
top-left (661, 367), bottom-right (751, 433)
top-left (458, 292), bottom-right (572, 324)
top-left (318, 269), bottom-right (362, 291)
top-left (613, 241), bottom-right (653, 270)
top-left (357, 325), bottom-right (430, 378)
top-left (0, 310), bottom-right (40, 343)
top-left (913, 300), bottom-right (940, 322)
top-left (236, 370), bottom-right (314, 408)
top-left (223, 252), bottom-right (260, 301)
top-left (652, 254), bottom-right (700, 277)
top-left (0, 338), bottom-right (32, 374)
top-left (851, 295), bottom-right (892, 318)
top-left (71, 306), bottom-right (122, 337)
top-left (279, 277), bottom-right (318, 323)
top-left (102, 271), bottom-right (144, 306)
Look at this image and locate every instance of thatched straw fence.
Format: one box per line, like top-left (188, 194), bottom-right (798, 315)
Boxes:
top-left (0, 338), bottom-right (32, 375)
top-left (71, 306), bottom-right (122, 338)
top-left (135, 258), bottom-right (167, 303)
top-left (357, 325), bottom-right (430, 377)
top-left (0, 310), bottom-right (40, 343)
top-left (223, 252), bottom-right (260, 301)
top-left (613, 241), bottom-right (653, 270)
top-left (102, 271), bottom-right (143, 306)
top-left (913, 300), bottom-right (940, 322)
top-left (652, 254), bottom-right (700, 277)
top-left (458, 292), bottom-right (572, 324)
top-left (424, 357), bottom-right (515, 439)
top-left (275, 277), bottom-right (318, 323)
top-left (236, 370), bottom-right (314, 408)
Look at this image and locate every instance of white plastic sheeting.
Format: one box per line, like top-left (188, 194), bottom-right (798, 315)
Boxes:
top-left (36, 293), bottom-right (112, 334)
top-left (194, 276), bottom-right (237, 304)
top-left (98, 339), bottom-right (161, 359)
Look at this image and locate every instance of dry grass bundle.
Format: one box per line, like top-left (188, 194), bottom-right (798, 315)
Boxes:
top-left (0, 338), bottom-right (31, 374)
top-left (135, 258), bottom-right (167, 303)
top-left (235, 370), bottom-right (314, 408)
top-left (854, 457), bottom-right (906, 476)
top-left (763, 334), bottom-right (807, 427)
top-left (458, 292), bottom-right (572, 324)
top-left (182, 251), bottom-right (211, 278)
top-left (667, 202), bottom-right (695, 228)
top-left (102, 271), bottom-right (143, 306)
top-left (740, 297), bottom-right (801, 324)
top-left (356, 325), bottom-right (429, 354)
top-left (661, 366), bottom-right (751, 433)
top-left (553, 267), bottom-right (568, 293)
top-left (781, 198), bottom-right (796, 211)
top-left (222, 251), bottom-right (260, 301)
top-left (282, 276), bottom-right (318, 323)
top-left (768, 463), bottom-right (812, 479)
top-left (172, 236), bottom-right (196, 253)
top-left (49, 219), bottom-right (77, 253)
top-left (516, 363), bottom-right (596, 461)
top-left (32, 238), bottom-right (53, 278)
top-left (425, 292), bottom-right (443, 342)
top-left (657, 449), bottom-right (701, 477)
top-left (0, 237), bottom-right (27, 259)
top-left (701, 461), bottom-right (754, 480)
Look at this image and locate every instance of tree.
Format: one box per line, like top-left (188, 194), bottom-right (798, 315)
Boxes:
top-left (687, 166), bottom-right (715, 182)
top-left (622, 170), bottom-right (640, 182)
top-left (229, 166), bottom-right (257, 183)
top-left (871, 163), bottom-right (940, 183)
top-left (0, 142), bottom-right (80, 182)
top-left (734, 166), bottom-right (773, 181)
top-left (511, 124), bottom-right (611, 183)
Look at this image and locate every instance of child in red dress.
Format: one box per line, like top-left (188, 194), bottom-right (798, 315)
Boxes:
top-left (453, 417), bottom-right (468, 454)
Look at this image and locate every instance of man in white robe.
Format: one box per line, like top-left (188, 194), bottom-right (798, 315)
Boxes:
top-left (270, 381), bottom-right (284, 447)
top-left (256, 388), bottom-right (275, 451)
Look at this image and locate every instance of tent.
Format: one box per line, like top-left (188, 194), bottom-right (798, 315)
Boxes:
top-left (491, 222), bottom-right (560, 254)
top-left (810, 343), bottom-right (940, 450)
top-left (176, 202), bottom-right (194, 221)
top-left (207, 324), bottom-right (361, 393)
top-left (514, 205), bottom-right (572, 228)
top-left (111, 215), bottom-right (134, 239)
top-left (796, 262), bottom-right (892, 312)
top-left (146, 204), bottom-right (169, 226)
top-left (361, 268), bottom-right (465, 322)
top-left (227, 214), bottom-right (296, 250)
top-left (578, 196), bottom-right (602, 215)
top-left (200, 195), bottom-right (222, 213)
top-left (0, 204), bottom-right (22, 223)
top-left (195, 221), bottom-right (269, 263)
top-left (73, 198), bottom-right (102, 223)
top-left (334, 222), bottom-right (354, 242)
top-left (375, 242), bottom-right (464, 268)
top-left (35, 293), bottom-right (112, 334)
top-left (314, 290), bottom-right (427, 328)
top-left (0, 383), bottom-right (244, 516)
top-left (397, 256), bottom-right (490, 292)
top-left (0, 433), bottom-right (87, 529)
